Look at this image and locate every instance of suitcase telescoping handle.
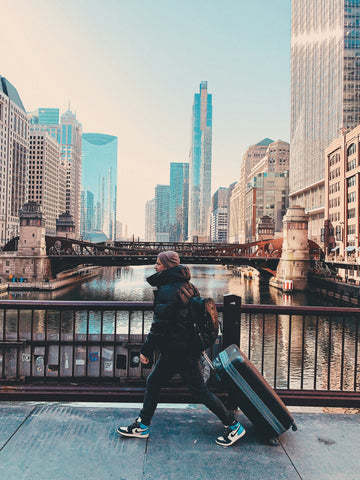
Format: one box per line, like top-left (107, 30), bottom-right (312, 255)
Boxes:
top-left (202, 352), bottom-right (215, 371)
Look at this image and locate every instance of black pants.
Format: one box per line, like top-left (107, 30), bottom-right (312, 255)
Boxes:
top-left (139, 353), bottom-right (235, 426)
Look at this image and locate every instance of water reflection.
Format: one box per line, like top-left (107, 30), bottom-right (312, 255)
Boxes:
top-left (1, 266), bottom-right (358, 391)
top-left (2, 265), bottom-right (339, 306)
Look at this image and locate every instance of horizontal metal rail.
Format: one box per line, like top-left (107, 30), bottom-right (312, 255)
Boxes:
top-left (0, 298), bottom-right (359, 407)
top-left (236, 301), bottom-right (360, 407)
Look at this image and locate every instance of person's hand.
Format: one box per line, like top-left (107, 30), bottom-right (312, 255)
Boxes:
top-left (140, 354), bottom-right (149, 364)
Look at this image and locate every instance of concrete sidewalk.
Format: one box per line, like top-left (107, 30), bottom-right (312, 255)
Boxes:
top-left (0, 402), bottom-right (359, 480)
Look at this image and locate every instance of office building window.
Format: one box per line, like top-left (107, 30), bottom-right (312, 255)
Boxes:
top-left (347, 175), bottom-right (356, 187)
top-left (347, 143), bottom-right (356, 156)
top-left (348, 191), bottom-right (356, 202)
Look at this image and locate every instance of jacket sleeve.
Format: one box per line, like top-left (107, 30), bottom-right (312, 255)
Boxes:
top-left (140, 285), bottom-right (178, 358)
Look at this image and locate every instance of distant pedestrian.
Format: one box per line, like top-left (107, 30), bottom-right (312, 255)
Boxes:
top-left (117, 251), bottom-right (245, 447)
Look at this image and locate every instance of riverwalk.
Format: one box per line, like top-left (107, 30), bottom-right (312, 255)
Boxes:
top-left (0, 402), bottom-right (359, 480)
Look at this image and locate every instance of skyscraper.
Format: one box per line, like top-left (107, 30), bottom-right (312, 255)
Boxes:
top-left (169, 162), bottom-right (189, 241)
top-left (28, 130), bottom-right (64, 235)
top-left (29, 108), bottom-right (61, 142)
top-left (30, 108), bottom-right (60, 126)
top-left (80, 190), bottom-right (86, 238)
top-left (243, 140), bottom-right (290, 242)
top-left (61, 110), bottom-right (82, 238)
top-left (188, 81), bottom-right (212, 241)
top-left (230, 139), bottom-right (273, 243)
top-left (0, 76), bottom-right (29, 244)
top-left (210, 187), bottom-right (231, 243)
top-left (290, 0), bottom-right (360, 242)
top-left (81, 133), bottom-right (118, 240)
top-left (155, 185), bottom-right (170, 242)
top-left (85, 190), bottom-right (95, 234)
top-left (145, 198), bottom-right (155, 242)
top-left (29, 107), bottom-right (82, 238)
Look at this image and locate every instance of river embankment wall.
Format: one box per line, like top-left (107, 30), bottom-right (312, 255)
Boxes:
top-left (309, 274), bottom-right (360, 306)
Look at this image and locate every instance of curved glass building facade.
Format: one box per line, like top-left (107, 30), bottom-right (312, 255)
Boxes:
top-left (81, 133), bottom-right (118, 240)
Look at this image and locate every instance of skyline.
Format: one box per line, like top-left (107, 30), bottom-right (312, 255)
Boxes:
top-left (1, 0), bottom-right (291, 237)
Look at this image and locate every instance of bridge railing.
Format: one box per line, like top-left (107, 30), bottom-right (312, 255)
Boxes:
top-left (0, 296), bottom-right (359, 407)
top-left (228, 296), bottom-right (359, 407)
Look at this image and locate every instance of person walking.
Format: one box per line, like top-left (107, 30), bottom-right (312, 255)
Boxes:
top-left (117, 250), bottom-right (246, 447)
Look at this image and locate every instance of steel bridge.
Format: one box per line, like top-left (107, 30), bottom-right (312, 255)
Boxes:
top-left (4, 236), bottom-right (322, 276)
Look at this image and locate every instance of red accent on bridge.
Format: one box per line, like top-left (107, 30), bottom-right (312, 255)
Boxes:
top-left (3, 236), bottom-right (323, 276)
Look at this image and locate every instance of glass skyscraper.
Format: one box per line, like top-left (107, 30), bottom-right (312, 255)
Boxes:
top-left (155, 184), bottom-right (170, 242)
top-left (30, 108), bottom-right (59, 126)
top-left (189, 81), bottom-right (212, 241)
top-left (29, 108), bottom-right (61, 143)
top-left (290, 0), bottom-right (360, 242)
top-left (169, 162), bottom-right (189, 241)
top-left (81, 133), bottom-right (118, 240)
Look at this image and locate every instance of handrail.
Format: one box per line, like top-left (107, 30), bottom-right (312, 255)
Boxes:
top-left (240, 303), bottom-right (360, 316)
top-left (0, 298), bottom-right (358, 407)
top-left (1, 299), bottom-right (359, 315)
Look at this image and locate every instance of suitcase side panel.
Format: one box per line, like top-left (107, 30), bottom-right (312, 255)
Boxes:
top-left (225, 345), bottom-right (294, 428)
top-left (218, 350), bottom-right (287, 436)
top-left (214, 361), bottom-right (280, 439)
top-left (213, 345), bottom-right (295, 438)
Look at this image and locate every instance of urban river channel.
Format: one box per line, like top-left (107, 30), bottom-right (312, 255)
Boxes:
top-left (4, 264), bottom-right (339, 306)
top-left (1, 265), bottom-right (358, 391)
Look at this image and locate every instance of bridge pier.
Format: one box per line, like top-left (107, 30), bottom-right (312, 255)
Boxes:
top-left (269, 206), bottom-right (310, 291)
top-left (0, 203), bottom-right (51, 283)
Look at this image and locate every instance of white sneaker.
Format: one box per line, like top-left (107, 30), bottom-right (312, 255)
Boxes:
top-left (215, 421), bottom-right (246, 447)
top-left (117, 417), bottom-right (149, 438)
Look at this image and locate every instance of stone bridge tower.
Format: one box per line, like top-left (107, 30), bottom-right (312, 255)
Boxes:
top-left (18, 202), bottom-right (46, 256)
top-left (17, 202), bottom-right (51, 281)
top-left (270, 205), bottom-right (310, 291)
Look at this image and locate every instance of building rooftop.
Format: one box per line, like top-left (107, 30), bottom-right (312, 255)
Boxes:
top-left (0, 76), bottom-right (26, 112)
top-left (83, 133), bottom-right (118, 145)
top-left (256, 138), bottom-right (274, 147)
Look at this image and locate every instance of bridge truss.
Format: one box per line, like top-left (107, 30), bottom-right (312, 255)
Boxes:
top-left (3, 236), bottom-right (322, 277)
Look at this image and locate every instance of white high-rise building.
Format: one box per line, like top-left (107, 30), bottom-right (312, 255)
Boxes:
top-left (210, 187), bottom-right (232, 243)
top-left (145, 198), bottom-right (155, 242)
top-left (28, 130), bottom-right (65, 235)
top-left (0, 76), bottom-right (30, 244)
top-left (29, 108), bottom-right (82, 238)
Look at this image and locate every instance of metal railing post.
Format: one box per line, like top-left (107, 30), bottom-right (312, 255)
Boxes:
top-left (222, 294), bottom-right (242, 348)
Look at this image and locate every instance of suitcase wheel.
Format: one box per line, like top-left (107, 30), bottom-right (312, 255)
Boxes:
top-left (268, 438), bottom-right (279, 446)
top-left (292, 423), bottom-right (298, 432)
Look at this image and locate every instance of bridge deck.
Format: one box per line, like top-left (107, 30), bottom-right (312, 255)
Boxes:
top-left (0, 402), bottom-right (359, 480)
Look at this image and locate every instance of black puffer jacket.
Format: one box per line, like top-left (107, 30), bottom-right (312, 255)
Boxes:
top-left (140, 265), bottom-right (200, 359)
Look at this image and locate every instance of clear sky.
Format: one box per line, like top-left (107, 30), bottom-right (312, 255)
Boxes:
top-left (1, 0), bottom-right (291, 238)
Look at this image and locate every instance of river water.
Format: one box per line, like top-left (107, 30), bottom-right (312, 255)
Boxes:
top-left (6, 265), bottom-right (336, 306)
top-left (2, 266), bottom-right (358, 391)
